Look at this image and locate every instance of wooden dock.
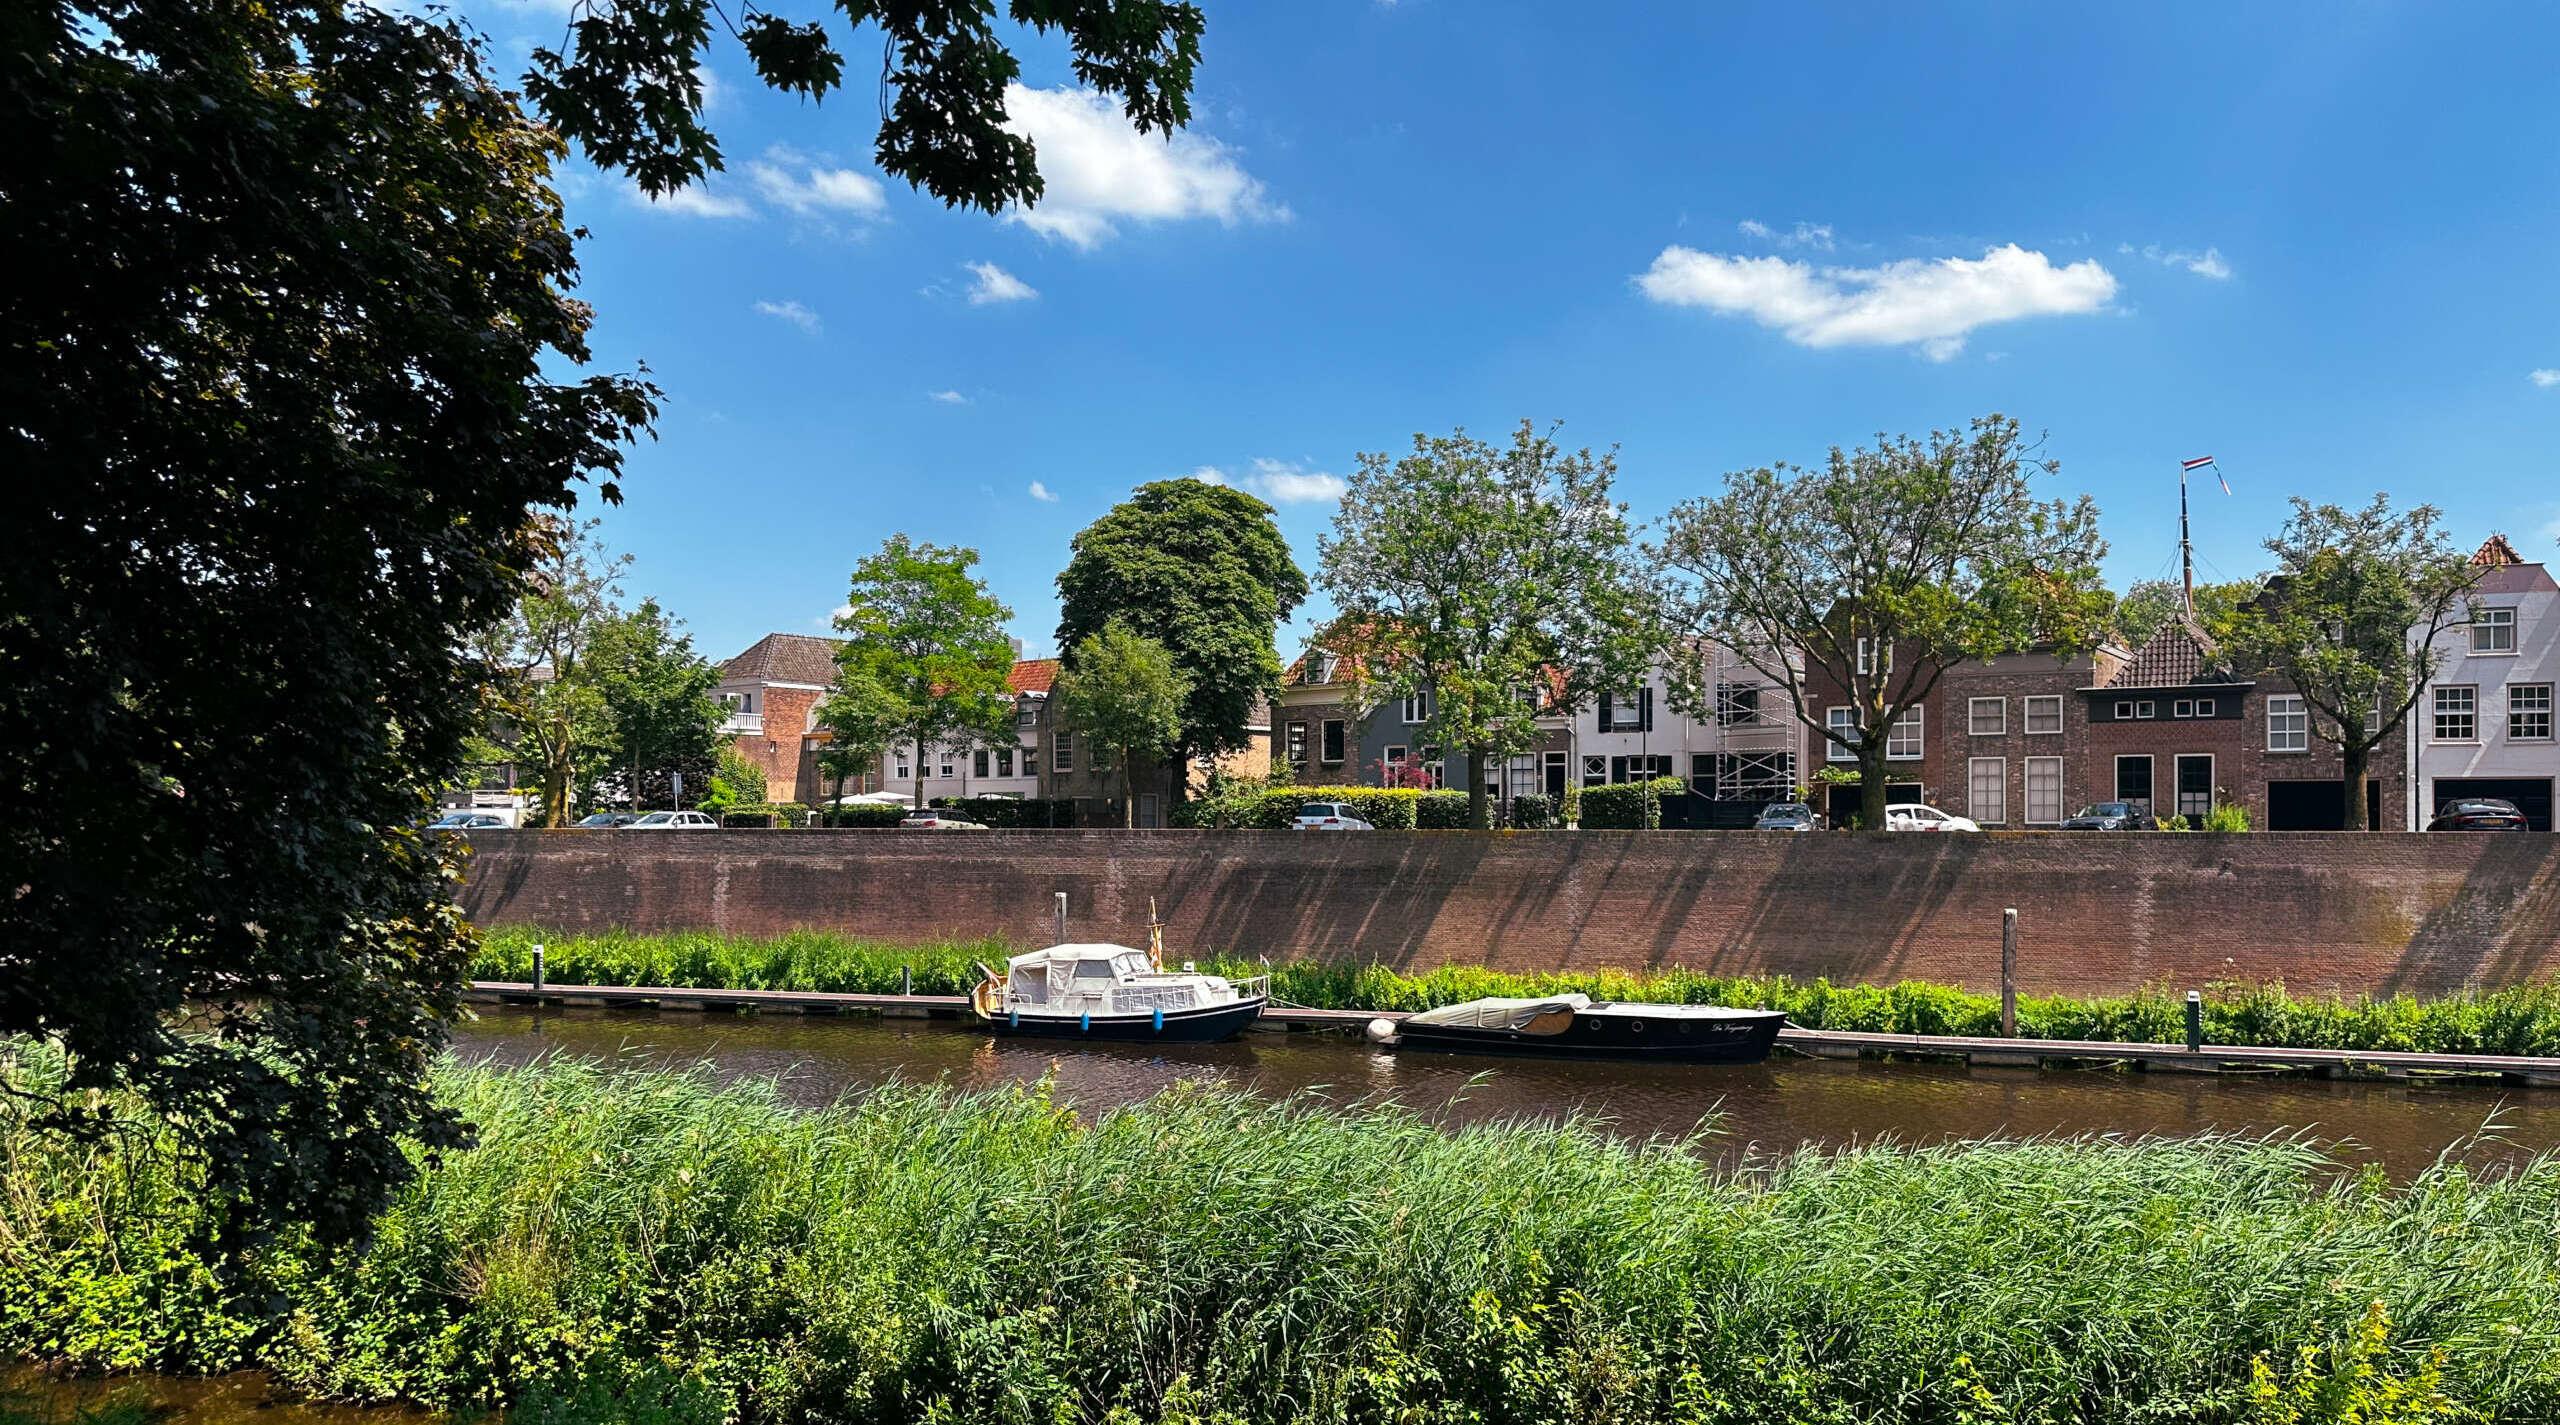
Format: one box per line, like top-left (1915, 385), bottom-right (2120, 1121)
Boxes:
top-left (462, 982), bottom-right (2560, 1088)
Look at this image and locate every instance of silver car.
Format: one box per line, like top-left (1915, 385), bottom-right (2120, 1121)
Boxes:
top-left (1290, 801), bottom-right (1375, 831)
top-left (625, 810), bottom-right (719, 830)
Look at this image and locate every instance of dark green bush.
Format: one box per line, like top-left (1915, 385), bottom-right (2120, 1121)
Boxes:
top-left (1508, 792), bottom-right (1561, 829)
top-left (1414, 789), bottom-right (1472, 828)
top-left (814, 803), bottom-right (905, 829)
top-left (717, 810), bottom-right (775, 828)
top-left (1576, 777), bottom-right (1686, 829)
top-left (942, 796), bottom-right (1079, 828)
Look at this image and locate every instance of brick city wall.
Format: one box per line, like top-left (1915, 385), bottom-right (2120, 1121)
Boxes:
top-left (458, 830), bottom-right (2560, 998)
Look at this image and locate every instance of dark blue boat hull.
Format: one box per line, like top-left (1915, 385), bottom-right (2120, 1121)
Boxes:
top-left (1389, 1007), bottom-right (1786, 1064)
top-left (983, 996), bottom-right (1266, 1044)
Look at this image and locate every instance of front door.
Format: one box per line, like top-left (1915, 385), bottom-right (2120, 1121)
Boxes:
top-left (1136, 793), bottom-right (1161, 829)
top-left (2174, 755), bottom-right (2214, 820)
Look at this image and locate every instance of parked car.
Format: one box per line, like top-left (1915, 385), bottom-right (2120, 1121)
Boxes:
top-left (1291, 801), bottom-right (1376, 831)
top-left (2427, 798), bottom-right (2530, 832)
top-left (1752, 802), bottom-right (1822, 832)
top-left (1884, 803), bottom-right (1981, 833)
top-left (425, 810), bottom-right (512, 831)
top-left (898, 809), bottom-right (988, 831)
top-left (624, 810), bottom-right (718, 830)
top-left (2059, 801), bottom-right (2153, 831)
top-left (574, 811), bottom-right (640, 829)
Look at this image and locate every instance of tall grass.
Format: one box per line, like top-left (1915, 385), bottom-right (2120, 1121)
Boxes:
top-left (2, 1045), bottom-right (2554, 1423)
top-left (476, 927), bottom-right (2560, 1056)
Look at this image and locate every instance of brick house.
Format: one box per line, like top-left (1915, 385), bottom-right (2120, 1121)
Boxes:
top-left (1800, 641), bottom-right (2124, 826)
top-left (2403, 534), bottom-right (2559, 829)
top-left (715, 632), bottom-right (842, 805)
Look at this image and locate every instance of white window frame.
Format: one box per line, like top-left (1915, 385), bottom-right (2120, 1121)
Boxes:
top-left (894, 759), bottom-right (910, 780)
top-left (1401, 691), bottom-right (1431, 724)
top-left (1885, 706), bottom-right (1923, 761)
top-left (2432, 686), bottom-right (2478, 743)
top-left (2471, 607), bottom-right (2517, 655)
top-left (1384, 744), bottom-right (1408, 766)
top-left (2173, 699), bottom-right (2194, 719)
top-left (1055, 731), bottom-right (1077, 772)
top-left (2024, 756), bottom-right (2064, 825)
top-left (1320, 719), bottom-right (1347, 766)
top-left (1968, 697), bottom-right (2006, 737)
top-left (2023, 696), bottom-right (2063, 736)
top-left (2115, 754), bottom-right (2154, 813)
top-left (2195, 697), bottom-right (2216, 717)
top-left (2114, 701), bottom-right (2134, 720)
top-left (1581, 754), bottom-right (1608, 787)
top-left (2173, 753), bottom-right (2216, 820)
top-left (1826, 705), bottom-right (1858, 761)
top-left (2511, 683), bottom-right (2555, 742)
top-left (1967, 756), bottom-right (2008, 825)
top-left (2266, 694), bottom-right (2308, 753)
top-left (1856, 638), bottom-right (1890, 676)
top-left (2137, 700), bottom-right (2156, 719)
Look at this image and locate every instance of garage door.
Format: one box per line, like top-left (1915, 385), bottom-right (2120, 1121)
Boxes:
top-left (2432, 777), bottom-right (2555, 832)
top-left (2266, 780), bottom-right (2382, 831)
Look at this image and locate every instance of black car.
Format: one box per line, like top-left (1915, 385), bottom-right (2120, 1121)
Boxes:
top-left (574, 811), bottom-right (640, 829)
top-left (1752, 801), bottom-right (1822, 831)
top-left (2427, 798), bottom-right (2530, 832)
top-left (2059, 801), bottom-right (2153, 831)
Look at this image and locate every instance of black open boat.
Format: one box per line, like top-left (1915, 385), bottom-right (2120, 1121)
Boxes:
top-left (1367, 993), bottom-right (1786, 1064)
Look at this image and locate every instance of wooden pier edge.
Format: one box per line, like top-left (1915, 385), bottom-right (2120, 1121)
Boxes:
top-left (461, 981), bottom-right (2560, 1089)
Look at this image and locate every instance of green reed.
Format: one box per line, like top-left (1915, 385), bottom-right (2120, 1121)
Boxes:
top-left (477, 927), bottom-right (2560, 1056)
top-left (2, 1046), bottom-right (2553, 1424)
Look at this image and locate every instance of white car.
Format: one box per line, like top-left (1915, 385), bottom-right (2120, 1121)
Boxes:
top-left (897, 809), bottom-right (988, 831)
top-left (624, 810), bottom-right (719, 830)
top-left (1290, 801), bottom-right (1376, 831)
top-left (1884, 802), bottom-right (1980, 833)
top-left (425, 810), bottom-right (513, 831)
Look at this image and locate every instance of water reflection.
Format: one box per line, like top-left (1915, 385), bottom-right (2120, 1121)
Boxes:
top-left (454, 1006), bottom-right (2557, 1180)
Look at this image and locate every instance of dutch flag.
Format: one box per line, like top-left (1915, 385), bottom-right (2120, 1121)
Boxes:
top-left (2183, 455), bottom-right (2231, 494)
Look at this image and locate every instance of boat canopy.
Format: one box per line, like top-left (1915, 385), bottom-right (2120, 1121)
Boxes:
top-left (1003, 943), bottom-right (1154, 1004)
top-left (1405, 993), bottom-right (1591, 1035)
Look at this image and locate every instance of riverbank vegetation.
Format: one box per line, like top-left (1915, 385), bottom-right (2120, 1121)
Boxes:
top-left (4, 1048), bottom-right (2555, 1424)
top-left (475, 927), bottom-right (2560, 1057)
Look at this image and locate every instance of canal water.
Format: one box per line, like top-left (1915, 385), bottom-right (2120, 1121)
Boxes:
top-left (450, 1005), bottom-right (2560, 1180)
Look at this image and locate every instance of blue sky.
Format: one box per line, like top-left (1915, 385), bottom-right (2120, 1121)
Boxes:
top-left (467, 0), bottom-right (2560, 663)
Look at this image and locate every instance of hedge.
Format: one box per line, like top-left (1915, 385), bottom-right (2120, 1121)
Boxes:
top-left (1508, 791), bottom-right (1562, 829)
top-left (813, 803), bottom-right (906, 829)
top-left (1576, 777), bottom-right (1686, 829)
top-left (925, 796), bottom-right (1082, 828)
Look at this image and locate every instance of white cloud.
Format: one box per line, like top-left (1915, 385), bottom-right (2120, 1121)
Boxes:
top-left (1001, 84), bottom-right (1287, 249)
top-left (1635, 242), bottom-right (2117, 361)
top-left (1244, 458), bottom-right (1347, 504)
top-left (1188, 465), bottom-right (1228, 485)
top-left (964, 261), bottom-right (1038, 305)
top-left (632, 181), bottom-right (753, 219)
top-left (746, 145), bottom-right (888, 218)
top-left (1028, 480), bottom-right (1060, 503)
top-left (752, 299), bottom-right (821, 334)
top-left (1737, 219), bottom-right (1835, 251)
top-left (928, 389), bottom-right (970, 404)
top-left (2123, 242), bottom-right (2234, 281)
top-left (2531, 369), bottom-right (2560, 388)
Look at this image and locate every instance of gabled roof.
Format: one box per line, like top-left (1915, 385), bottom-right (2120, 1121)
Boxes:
top-left (721, 632), bottom-right (844, 686)
top-left (2473, 533), bottom-right (2526, 567)
top-left (1008, 658), bottom-right (1061, 695)
top-left (2098, 615), bottom-right (2240, 690)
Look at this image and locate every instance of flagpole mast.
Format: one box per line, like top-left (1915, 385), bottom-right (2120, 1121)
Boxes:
top-left (2179, 463), bottom-right (2194, 622)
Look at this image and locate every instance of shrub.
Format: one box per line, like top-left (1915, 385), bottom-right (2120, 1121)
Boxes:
top-left (1577, 776), bottom-right (1685, 829)
top-left (2204, 801), bottom-right (2253, 833)
top-left (1414, 790), bottom-right (1472, 828)
top-left (814, 803), bottom-right (905, 829)
top-left (943, 797), bottom-right (1080, 828)
top-left (1509, 792), bottom-right (1561, 829)
top-left (717, 810), bottom-right (775, 828)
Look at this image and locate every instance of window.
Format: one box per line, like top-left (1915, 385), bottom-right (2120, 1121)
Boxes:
top-left (1715, 683), bottom-right (1762, 725)
top-left (1690, 753), bottom-right (1715, 797)
top-left (2472, 607), bottom-right (2517, 654)
top-left (1969, 697), bottom-right (2006, 736)
top-left (1826, 705), bottom-right (1858, 761)
top-left (2137, 701), bottom-right (2156, 719)
top-left (2024, 695), bottom-right (2063, 735)
top-left (1320, 719), bottom-right (1347, 765)
top-left (2113, 700), bottom-right (2133, 720)
top-left (1885, 706), bottom-right (1923, 760)
top-left (1599, 688), bottom-right (1651, 731)
top-left (2196, 697), bottom-right (2216, 717)
top-left (1544, 750), bottom-right (1568, 796)
top-left (2173, 699), bottom-right (2194, 719)
top-left (2115, 755), bottom-right (2154, 814)
top-left (2433, 686), bottom-right (2477, 742)
top-left (973, 749), bottom-right (990, 778)
top-left (2025, 756), bottom-right (2064, 825)
top-left (938, 758), bottom-right (955, 779)
top-left (2512, 684), bottom-right (2555, 741)
top-left (1611, 754), bottom-right (1675, 783)
top-left (1022, 752), bottom-right (1039, 777)
top-left (1017, 703), bottom-right (1040, 730)
top-left (1968, 757), bottom-right (2007, 825)
top-left (1384, 745), bottom-right (1407, 767)
top-left (1402, 690), bottom-right (1431, 724)
top-left (1582, 754), bottom-right (1608, 787)
top-left (2175, 754), bottom-right (2214, 820)
top-left (894, 759), bottom-right (910, 780)
top-left (2267, 695), bottom-right (2308, 753)
top-left (1054, 732), bottom-right (1077, 772)
top-left (1856, 638), bottom-right (1890, 676)
top-left (994, 748), bottom-right (1014, 777)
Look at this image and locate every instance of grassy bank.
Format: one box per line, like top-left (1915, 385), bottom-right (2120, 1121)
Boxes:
top-left (5, 1046), bottom-right (2558, 1424)
top-left (474, 927), bottom-right (2560, 1056)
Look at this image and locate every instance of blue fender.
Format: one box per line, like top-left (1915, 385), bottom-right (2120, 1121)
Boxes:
top-left (1153, 1008), bottom-right (1165, 1032)
top-left (1080, 1012), bottom-right (1091, 1032)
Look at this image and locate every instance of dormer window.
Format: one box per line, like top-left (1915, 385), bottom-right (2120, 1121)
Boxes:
top-left (2472, 608), bottom-right (2517, 654)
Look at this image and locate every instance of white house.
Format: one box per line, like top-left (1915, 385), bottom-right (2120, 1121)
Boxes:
top-left (2405, 534), bottom-right (2559, 829)
top-left (1540, 644), bottom-right (1805, 805)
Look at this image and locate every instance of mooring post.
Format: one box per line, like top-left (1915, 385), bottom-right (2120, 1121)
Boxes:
top-left (2185, 990), bottom-right (2204, 1052)
top-left (531, 942), bottom-right (545, 997)
top-left (901, 964), bottom-right (912, 996)
top-left (1999, 909), bottom-right (2017, 1038)
top-left (1054, 891), bottom-right (1068, 943)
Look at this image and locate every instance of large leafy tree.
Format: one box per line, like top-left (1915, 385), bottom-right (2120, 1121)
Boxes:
top-left (5, 0), bottom-right (1206, 1237)
top-left (1319, 421), bottom-right (1657, 829)
top-left (1055, 623), bottom-right (1190, 827)
top-left (2223, 496), bottom-right (2484, 831)
top-left (1654, 416), bottom-right (2110, 830)
top-left (2110, 576), bottom-right (2260, 649)
top-left (470, 522), bottom-right (630, 828)
top-left (1055, 479), bottom-right (1309, 771)
top-left (587, 598), bottom-right (726, 810)
top-left (821, 536), bottom-right (1020, 809)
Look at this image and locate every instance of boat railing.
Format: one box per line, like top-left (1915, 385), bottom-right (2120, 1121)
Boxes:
top-left (1227, 973), bottom-right (1270, 1001)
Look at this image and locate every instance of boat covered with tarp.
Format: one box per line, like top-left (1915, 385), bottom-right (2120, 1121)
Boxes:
top-left (1367, 992), bottom-right (1785, 1063)
top-left (971, 942), bottom-right (1268, 1042)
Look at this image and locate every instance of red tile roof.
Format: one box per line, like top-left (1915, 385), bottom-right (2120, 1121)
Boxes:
top-left (723, 632), bottom-right (1058, 699)
top-left (2473, 533), bottom-right (2525, 567)
top-left (2102, 615), bottom-right (2235, 689)
top-left (1008, 658), bottom-right (1060, 695)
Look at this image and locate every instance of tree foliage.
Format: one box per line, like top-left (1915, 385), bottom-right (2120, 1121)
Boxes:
top-left (1653, 416), bottom-right (2108, 830)
top-left (821, 536), bottom-right (1020, 808)
top-left (586, 597), bottom-right (726, 810)
top-left (1319, 421), bottom-right (1656, 828)
top-left (2110, 576), bottom-right (2261, 649)
top-left (525, 0), bottom-right (1206, 209)
top-left (1055, 622), bottom-right (1190, 827)
top-left (3, 0), bottom-right (655, 1240)
top-left (469, 522), bottom-right (631, 828)
top-left (1056, 479), bottom-right (1309, 765)
top-left (2222, 495), bottom-right (2483, 831)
